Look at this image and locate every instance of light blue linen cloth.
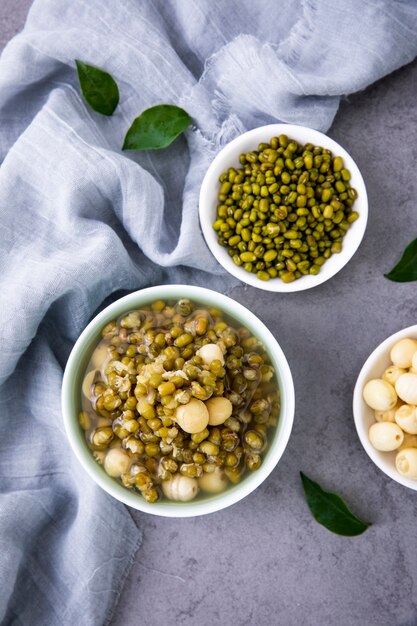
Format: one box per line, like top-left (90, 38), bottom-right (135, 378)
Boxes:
top-left (1, 0), bottom-right (417, 623)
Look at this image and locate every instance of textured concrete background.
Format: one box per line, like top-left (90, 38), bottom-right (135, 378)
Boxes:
top-left (2, 3), bottom-right (417, 626)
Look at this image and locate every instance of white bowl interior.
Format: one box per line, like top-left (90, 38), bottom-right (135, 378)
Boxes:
top-left (62, 285), bottom-right (295, 517)
top-left (199, 123), bottom-right (368, 292)
top-left (353, 325), bottom-right (417, 490)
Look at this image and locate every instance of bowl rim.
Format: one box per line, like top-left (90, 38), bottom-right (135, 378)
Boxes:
top-left (199, 123), bottom-right (368, 293)
top-left (62, 284), bottom-right (295, 517)
top-left (353, 324), bottom-right (417, 490)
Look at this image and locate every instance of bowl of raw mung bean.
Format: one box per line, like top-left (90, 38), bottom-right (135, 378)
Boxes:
top-left (62, 285), bottom-right (295, 517)
top-left (199, 123), bottom-right (368, 291)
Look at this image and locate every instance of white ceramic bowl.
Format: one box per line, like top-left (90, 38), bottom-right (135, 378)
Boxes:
top-left (199, 123), bottom-right (368, 292)
top-left (62, 284), bottom-right (295, 517)
top-left (353, 325), bottom-right (417, 490)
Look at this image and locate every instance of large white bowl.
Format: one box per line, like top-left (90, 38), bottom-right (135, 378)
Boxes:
top-left (353, 325), bottom-right (417, 490)
top-left (62, 285), bottom-right (295, 517)
top-left (199, 123), bottom-right (368, 292)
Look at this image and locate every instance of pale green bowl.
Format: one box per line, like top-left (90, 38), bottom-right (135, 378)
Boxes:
top-left (61, 285), bottom-right (295, 517)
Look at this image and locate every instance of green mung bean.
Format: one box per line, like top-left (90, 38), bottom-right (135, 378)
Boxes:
top-left (212, 134), bottom-right (359, 283)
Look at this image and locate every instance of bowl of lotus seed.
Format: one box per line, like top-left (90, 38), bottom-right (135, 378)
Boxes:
top-left (199, 123), bottom-right (368, 292)
top-left (353, 325), bottom-right (417, 490)
top-left (62, 284), bottom-right (295, 516)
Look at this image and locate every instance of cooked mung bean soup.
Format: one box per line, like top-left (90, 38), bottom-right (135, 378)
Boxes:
top-left (79, 299), bottom-right (279, 503)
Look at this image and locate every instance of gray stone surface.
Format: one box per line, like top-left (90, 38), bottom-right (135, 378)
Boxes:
top-left (0, 0), bottom-right (32, 52)
top-left (2, 4), bottom-right (417, 626)
top-left (110, 64), bottom-right (417, 626)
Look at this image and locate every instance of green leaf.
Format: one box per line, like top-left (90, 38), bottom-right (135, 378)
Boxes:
top-left (385, 237), bottom-right (417, 282)
top-left (123, 104), bottom-right (191, 151)
top-left (75, 60), bottom-right (119, 116)
top-left (300, 472), bottom-right (370, 537)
